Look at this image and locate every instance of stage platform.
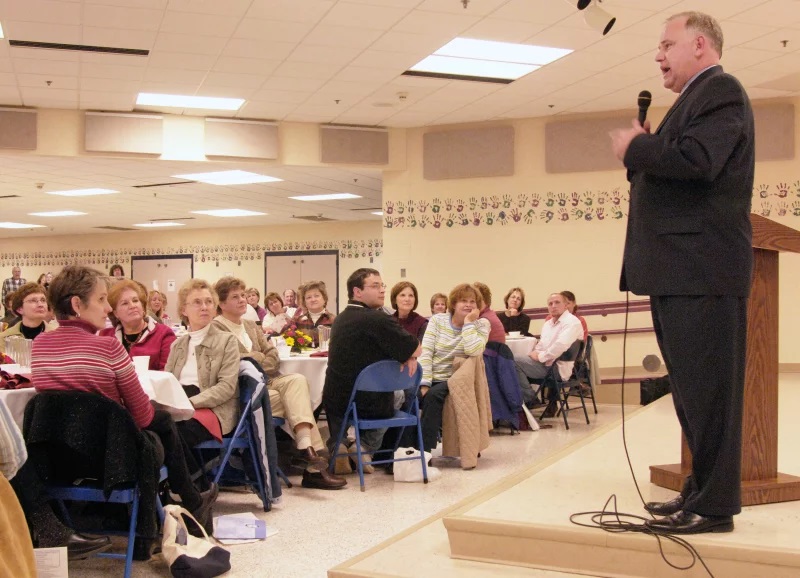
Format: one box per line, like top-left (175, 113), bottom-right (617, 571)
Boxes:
top-left (330, 373), bottom-right (800, 578)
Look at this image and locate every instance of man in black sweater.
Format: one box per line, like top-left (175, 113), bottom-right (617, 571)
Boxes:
top-left (322, 268), bottom-right (420, 473)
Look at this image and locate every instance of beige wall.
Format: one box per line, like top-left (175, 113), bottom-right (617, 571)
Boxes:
top-left (0, 220), bottom-right (381, 314)
top-left (381, 98), bottom-right (800, 368)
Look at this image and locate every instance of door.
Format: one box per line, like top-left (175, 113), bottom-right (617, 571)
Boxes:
top-left (131, 255), bottom-right (193, 321)
top-left (265, 251), bottom-right (339, 312)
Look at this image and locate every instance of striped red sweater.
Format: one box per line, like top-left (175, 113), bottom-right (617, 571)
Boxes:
top-left (31, 319), bottom-right (155, 428)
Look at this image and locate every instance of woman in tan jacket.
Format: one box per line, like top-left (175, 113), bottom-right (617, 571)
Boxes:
top-left (165, 279), bottom-right (240, 448)
top-left (211, 277), bottom-right (345, 490)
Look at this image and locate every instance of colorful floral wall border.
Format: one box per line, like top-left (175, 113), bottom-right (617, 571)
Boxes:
top-left (382, 181), bottom-right (800, 229)
top-left (0, 239), bottom-right (383, 269)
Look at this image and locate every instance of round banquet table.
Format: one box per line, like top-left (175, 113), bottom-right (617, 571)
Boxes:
top-left (278, 353), bottom-right (328, 410)
top-left (504, 336), bottom-right (537, 358)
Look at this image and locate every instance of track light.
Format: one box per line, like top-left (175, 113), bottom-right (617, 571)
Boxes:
top-left (575, 0), bottom-right (591, 8)
top-left (583, 1), bottom-right (616, 36)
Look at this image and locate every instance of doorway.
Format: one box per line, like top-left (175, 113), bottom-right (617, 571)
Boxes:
top-left (265, 251), bottom-right (339, 312)
top-left (131, 255), bottom-right (193, 321)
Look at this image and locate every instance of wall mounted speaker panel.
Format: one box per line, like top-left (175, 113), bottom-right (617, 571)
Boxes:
top-left (204, 118), bottom-right (278, 159)
top-left (0, 108), bottom-right (37, 150)
top-left (320, 125), bottom-right (389, 165)
top-left (85, 112), bottom-right (163, 154)
top-left (423, 125), bottom-right (514, 180)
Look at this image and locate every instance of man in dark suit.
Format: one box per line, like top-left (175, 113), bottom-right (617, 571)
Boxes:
top-left (610, 11), bottom-right (754, 534)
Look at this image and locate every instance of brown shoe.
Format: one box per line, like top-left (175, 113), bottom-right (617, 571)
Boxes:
top-left (298, 446), bottom-right (327, 469)
top-left (301, 468), bottom-right (347, 490)
top-left (334, 443), bottom-right (353, 475)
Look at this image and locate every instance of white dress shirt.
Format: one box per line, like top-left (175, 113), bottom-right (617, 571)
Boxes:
top-left (534, 310), bottom-right (583, 380)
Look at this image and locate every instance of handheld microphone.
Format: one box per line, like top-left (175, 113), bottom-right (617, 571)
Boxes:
top-left (637, 90), bottom-right (652, 125)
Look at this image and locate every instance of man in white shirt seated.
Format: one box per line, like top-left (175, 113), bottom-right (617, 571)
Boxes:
top-left (515, 293), bottom-right (583, 416)
top-left (283, 288), bottom-right (298, 318)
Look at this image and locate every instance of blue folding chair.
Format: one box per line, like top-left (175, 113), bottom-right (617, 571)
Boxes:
top-left (194, 381), bottom-right (272, 511)
top-left (328, 360), bottom-right (426, 492)
top-left (48, 467), bottom-right (168, 578)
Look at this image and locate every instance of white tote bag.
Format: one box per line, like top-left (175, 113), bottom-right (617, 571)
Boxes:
top-left (162, 505), bottom-right (231, 577)
top-left (393, 447), bottom-right (441, 483)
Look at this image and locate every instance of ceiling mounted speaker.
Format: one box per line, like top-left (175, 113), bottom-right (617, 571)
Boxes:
top-left (584, 2), bottom-right (616, 35)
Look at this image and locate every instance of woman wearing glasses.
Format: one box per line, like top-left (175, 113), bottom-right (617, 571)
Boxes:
top-left (0, 282), bottom-right (53, 354)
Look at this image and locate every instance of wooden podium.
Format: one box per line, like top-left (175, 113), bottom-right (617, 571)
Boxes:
top-left (650, 214), bottom-right (800, 506)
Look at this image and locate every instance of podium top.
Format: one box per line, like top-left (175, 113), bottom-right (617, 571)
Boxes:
top-left (750, 214), bottom-right (800, 253)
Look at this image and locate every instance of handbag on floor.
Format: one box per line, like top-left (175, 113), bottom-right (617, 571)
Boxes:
top-left (393, 447), bottom-right (441, 483)
top-left (162, 505), bottom-right (231, 578)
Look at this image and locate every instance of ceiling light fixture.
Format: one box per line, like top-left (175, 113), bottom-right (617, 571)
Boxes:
top-left (137, 93), bottom-right (245, 111)
top-left (133, 222), bottom-right (186, 228)
top-left (567, 0), bottom-right (616, 36)
top-left (46, 188), bottom-right (119, 197)
top-left (173, 170), bottom-right (283, 185)
top-left (0, 222), bottom-right (46, 229)
top-left (29, 210), bottom-right (87, 217)
top-left (289, 193), bottom-right (362, 201)
top-left (191, 209), bottom-right (266, 218)
top-left (406, 38), bottom-right (571, 83)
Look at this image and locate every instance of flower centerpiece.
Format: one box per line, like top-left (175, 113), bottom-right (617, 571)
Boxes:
top-left (282, 325), bottom-right (314, 353)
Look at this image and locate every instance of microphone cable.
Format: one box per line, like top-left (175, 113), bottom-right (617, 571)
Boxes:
top-left (567, 291), bottom-right (716, 577)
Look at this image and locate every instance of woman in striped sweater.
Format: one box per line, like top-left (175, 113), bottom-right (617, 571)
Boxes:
top-left (417, 283), bottom-right (490, 452)
top-left (31, 266), bottom-right (217, 545)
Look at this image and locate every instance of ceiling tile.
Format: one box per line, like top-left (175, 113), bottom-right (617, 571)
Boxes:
top-left (318, 2), bottom-right (410, 30)
top-left (302, 25), bottom-right (385, 50)
top-left (167, 0), bottom-right (252, 17)
top-left (2, 0), bottom-right (83, 26)
top-left (79, 76), bottom-right (142, 93)
top-left (491, 0), bottom-right (574, 26)
top-left (349, 50), bottom-right (419, 69)
top-left (237, 101), bottom-right (297, 118)
top-left (0, 73), bottom-right (17, 86)
top-left (233, 19), bottom-right (314, 42)
top-left (79, 53), bottom-right (149, 67)
top-left (334, 65), bottom-right (401, 84)
top-left (143, 67), bottom-right (207, 84)
top-left (259, 76), bottom-right (328, 92)
top-left (153, 33), bottom-right (228, 55)
top-left (727, 0), bottom-right (800, 27)
top-left (12, 57), bottom-right (80, 76)
top-left (82, 4), bottom-right (164, 31)
top-left (368, 30), bottom-right (448, 54)
top-left (159, 11), bottom-right (242, 37)
top-left (212, 56), bottom-right (282, 76)
top-left (80, 62), bottom-right (146, 80)
top-left (17, 73), bottom-right (78, 90)
top-left (462, 18), bottom-right (547, 43)
top-left (270, 60), bottom-right (339, 80)
top-left (81, 27), bottom-right (157, 50)
top-left (250, 88), bottom-right (313, 104)
top-left (738, 28), bottom-right (800, 53)
top-left (221, 39), bottom-right (298, 60)
top-left (4, 21), bottom-right (81, 44)
top-left (722, 46), bottom-right (783, 71)
top-left (79, 91), bottom-right (136, 110)
top-left (245, 0), bottom-right (335, 24)
top-left (391, 9), bottom-right (478, 35)
top-left (287, 44), bottom-right (361, 65)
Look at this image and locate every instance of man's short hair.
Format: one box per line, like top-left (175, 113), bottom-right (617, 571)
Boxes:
top-left (447, 283), bottom-right (484, 315)
top-left (11, 283), bottom-right (46, 316)
top-left (390, 281), bottom-right (419, 311)
top-left (347, 268), bottom-right (380, 299)
top-left (669, 11), bottom-right (724, 56)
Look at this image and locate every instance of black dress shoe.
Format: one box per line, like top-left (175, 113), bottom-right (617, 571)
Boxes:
top-left (645, 495), bottom-right (685, 516)
top-left (301, 469), bottom-right (347, 490)
top-left (645, 510), bottom-right (734, 534)
top-left (64, 533), bottom-right (112, 561)
top-left (540, 402), bottom-right (558, 419)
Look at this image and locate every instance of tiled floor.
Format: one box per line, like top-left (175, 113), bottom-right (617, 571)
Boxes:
top-left (71, 404), bottom-right (626, 577)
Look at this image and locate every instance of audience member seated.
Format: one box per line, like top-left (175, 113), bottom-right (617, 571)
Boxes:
top-left (99, 280), bottom-right (176, 371)
top-left (294, 280), bottom-right (335, 346)
top-left (391, 281), bottom-right (428, 341)
top-left (1, 293), bottom-right (18, 330)
top-left (283, 288), bottom-right (299, 318)
top-left (31, 266), bottom-right (217, 545)
top-left (245, 287), bottom-right (267, 322)
top-left (146, 289), bottom-right (170, 325)
top-left (553, 290), bottom-right (588, 342)
top-left (429, 292), bottom-right (447, 316)
top-left (0, 282), bottom-right (54, 354)
top-left (37, 272), bottom-right (52, 291)
top-left (2, 394), bottom-right (110, 562)
top-left (261, 292), bottom-right (291, 336)
top-left (515, 292), bottom-right (583, 417)
top-left (497, 287), bottom-right (531, 335)
top-left (417, 283), bottom-right (490, 452)
top-left (211, 277), bottom-right (345, 490)
top-left (473, 282), bottom-right (505, 343)
top-left (323, 268), bottom-right (419, 474)
top-left (109, 264), bottom-right (125, 280)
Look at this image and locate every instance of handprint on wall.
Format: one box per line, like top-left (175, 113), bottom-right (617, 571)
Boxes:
top-left (582, 191), bottom-right (593, 206)
top-left (485, 212), bottom-right (495, 226)
top-left (530, 194), bottom-right (541, 208)
top-left (760, 201), bottom-right (771, 217)
top-left (510, 208), bottom-right (522, 223)
top-left (571, 208), bottom-right (584, 220)
top-left (418, 215), bottom-right (430, 228)
top-left (498, 211), bottom-right (508, 226)
top-left (776, 183), bottom-right (789, 198)
top-left (756, 184), bottom-right (769, 198)
top-left (776, 202), bottom-right (788, 217)
top-left (472, 212), bottom-right (483, 226)
top-left (489, 195), bottom-right (500, 209)
top-left (385, 201), bottom-right (394, 215)
top-left (417, 200), bottom-right (430, 213)
top-left (558, 208), bottom-right (569, 221)
top-left (432, 198), bottom-right (442, 213)
top-left (517, 194), bottom-right (529, 208)
top-left (546, 192), bottom-right (556, 207)
top-left (540, 210), bottom-right (554, 223)
top-left (502, 194), bottom-right (513, 208)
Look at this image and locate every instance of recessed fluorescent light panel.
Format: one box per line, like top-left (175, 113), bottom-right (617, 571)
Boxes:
top-left (406, 38), bottom-right (572, 83)
top-left (0, 222), bottom-right (46, 229)
top-left (29, 211), bottom-right (87, 217)
top-left (134, 222), bottom-right (186, 228)
top-left (46, 188), bottom-right (119, 197)
top-left (191, 209), bottom-right (266, 218)
top-left (137, 93), bottom-right (245, 110)
top-left (289, 193), bottom-right (361, 201)
top-left (173, 170), bottom-right (282, 185)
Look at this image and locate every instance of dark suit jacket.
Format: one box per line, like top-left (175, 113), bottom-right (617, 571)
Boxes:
top-left (620, 66), bottom-right (754, 297)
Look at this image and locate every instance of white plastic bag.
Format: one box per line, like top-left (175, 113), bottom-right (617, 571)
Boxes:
top-left (393, 447), bottom-right (441, 483)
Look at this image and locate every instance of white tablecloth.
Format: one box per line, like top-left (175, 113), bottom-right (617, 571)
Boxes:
top-left (505, 336), bottom-right (537, 358)
top-left (0, 365), bottom-right (194, 427)
top-left (279, 354), bottom-right (328, 410)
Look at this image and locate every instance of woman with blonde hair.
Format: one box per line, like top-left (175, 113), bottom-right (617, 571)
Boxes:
top-left (147, 289), bottom-right (170, 325)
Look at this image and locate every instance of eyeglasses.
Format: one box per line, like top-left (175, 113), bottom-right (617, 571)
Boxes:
top-left (23, 297), bottom-right (48, 305)
top-left (186, 298), bottom-right (215, 309)
top-left (364, 283), bottom-right (386, 290)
